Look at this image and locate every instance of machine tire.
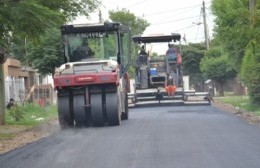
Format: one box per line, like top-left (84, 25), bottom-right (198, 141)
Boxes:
top-left (121, 93), bottom-right (129, 120)
top-left (73, 94), bottom-right (88, 127)
top-left (106, 90), bottom-right (121, 126)
top-left (91, 93), bottom-right (104, 126)
top-left (58, 96), bottom-right (74, 129)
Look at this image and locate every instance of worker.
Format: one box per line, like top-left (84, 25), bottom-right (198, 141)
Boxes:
top-left (72, 40), bottom-right (94, 61)
top-left (6, 98), bottom-right (15, 109)
top-left (166, 43), bottom-right (182, 86)
top-left (79, 40), bottom-right (94, 58)
top-left (177, 52), bottom-right (182, 65)
top-left (165, 76), bottom-right (176, 96)
top-left (166, 43), bottom-right (183, 62)
top-left (166, 43), bottom-right (177, 60)
top-left (139, 45), bottom-right (147, 56)
top-left (138, 45), bottom-right (148, 64)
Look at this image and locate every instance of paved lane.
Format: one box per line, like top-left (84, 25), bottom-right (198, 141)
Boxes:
top-left (1, 105), bottom-right (260, 168)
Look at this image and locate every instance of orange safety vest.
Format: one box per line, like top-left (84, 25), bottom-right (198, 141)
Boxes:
top-left (177, 53), bottom-right (182, 64)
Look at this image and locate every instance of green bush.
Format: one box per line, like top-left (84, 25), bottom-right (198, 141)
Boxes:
top-left (6, 103), bottom-right (57, 125)
top-left (241, 41), bottom-right (260, 104)
top-left (217, 95), bottom-right (260, 116)
top-left (9, 105), bottom-right (24, 121)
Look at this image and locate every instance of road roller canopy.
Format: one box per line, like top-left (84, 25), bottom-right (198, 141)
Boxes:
top-left (61, 22), bottom-right (130, 70)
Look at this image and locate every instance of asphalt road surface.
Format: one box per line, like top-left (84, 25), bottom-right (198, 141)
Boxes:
top-left (1, 105), bottom-right (260, 168)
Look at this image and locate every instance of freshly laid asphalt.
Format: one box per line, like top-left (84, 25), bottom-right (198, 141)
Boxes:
top-left (1, 104), bottom-right (260, 168)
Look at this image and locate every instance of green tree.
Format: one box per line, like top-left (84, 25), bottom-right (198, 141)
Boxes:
top-left (0, 1), bottom-right (64, 48)
top-left (211, 0), bottom-right (252, 70)
top-left (0, 0), bottom-right (101, 124)
top-left (1, 0), bottom-right (101, 56)
top-left (109, 9), bottom-right (150, 77)
top-left (27, 28), bottom-right (64, 77)
top-left (241, 41), bottom-right (260, 104)
top-left (109, 9), bottom-right (150, 36)
top-left (200, 48), bottom-right (237, 96)
top-left (0, 0), bottom-right (62, 125)
top-left (182, 43), bottom-right (206, 91)
top-left (212, 0), bottom-right (260, 102)
top-left (37, 0), bottom-right (100, 21)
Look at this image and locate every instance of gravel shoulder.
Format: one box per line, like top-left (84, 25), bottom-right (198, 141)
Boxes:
top-left (0, 119), bottom-right (60, 154)
top-left (0, 101), bottom-right (259, 155)
top-left (213, 100), bottom-right (260, 125)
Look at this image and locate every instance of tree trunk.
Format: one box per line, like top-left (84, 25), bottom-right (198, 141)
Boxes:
top-left (0, 64), bottom-right (5, 125)
top-left (218, 81), bottom-right (225, 97)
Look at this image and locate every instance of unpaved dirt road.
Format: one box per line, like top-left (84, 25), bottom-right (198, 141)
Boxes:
top-left (1, 104), bottom-right (260, 168)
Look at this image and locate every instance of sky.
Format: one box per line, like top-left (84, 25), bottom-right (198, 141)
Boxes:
top-left (73, 0), bottom-right (214, 54)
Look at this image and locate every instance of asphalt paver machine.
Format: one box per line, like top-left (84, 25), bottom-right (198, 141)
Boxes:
top-left (129, 34), bottom-right (212, 105)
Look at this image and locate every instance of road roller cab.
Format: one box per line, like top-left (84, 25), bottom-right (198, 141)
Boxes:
top-left (54, 22), bottom-right (131, 128)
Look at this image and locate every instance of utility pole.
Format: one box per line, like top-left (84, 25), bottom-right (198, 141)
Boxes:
top-left (0, 64), bottom-right (5, 125)
top-left (249, 0), bottom-right (255, 27)
top-left (0, 49), bottom-right (6, 125)
top-left (202, 1), bottom-right (210, 50)
top-left (99, 10), bottom-right (104, 57)
top-left (99, 10), bottom-right (102, 23)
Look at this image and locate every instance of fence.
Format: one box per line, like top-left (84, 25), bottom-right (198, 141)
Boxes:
top-left (4, 76), bottom-right (55, 106)
top-left (4, 76), bottom-right (25, 105)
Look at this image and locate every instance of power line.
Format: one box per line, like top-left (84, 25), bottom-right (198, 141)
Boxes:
top-left (186, 37), bottom-right (206, 43)
top-left (173, 25), bottom-right (197, 33)
top-left (145, 6), bottom-right (201, 19)
top-left (144, 4), bottom-right (201, 17)
top-left (127, 0), bottom-right (147, 8)
top-left (195, 25), bottom-right (201, 43)
top-left (151, 15), bottom-right (200, 25)
top-left (195, 9), bottom-right (203, 42)
top-left (143, 2), bottom-right (211, 17)
top-left (103, 0), bottom-right (146, 6)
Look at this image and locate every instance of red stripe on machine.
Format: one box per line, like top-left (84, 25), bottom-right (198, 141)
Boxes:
top-left (75, 76), bottom-right (96, 82)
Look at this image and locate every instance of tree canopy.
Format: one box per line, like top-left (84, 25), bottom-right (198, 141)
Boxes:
top-left (0, 0), bottom-right (101, 124)
top-left (241, 41), bottom-right (260, 104)
top-left (109, 9), bottom-right (150, 36)
top-left (0, 0), bottom-right (100, 49)
top-left (0, 0), bottom-right (101, 74)
top-left (200, 48), bottom-right (237, 96)
top-left (27, 28), bottom-right (64, 77)
top-left (211, 0), bottom-right (260, 103)
top-left (211, 0), bottom-right (252, 70)
top-left (182, 43), bottom-right (206, 91)
top-left (109, 9), bottom-right (150, 77)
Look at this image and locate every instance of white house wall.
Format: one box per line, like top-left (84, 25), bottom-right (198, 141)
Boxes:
top-left (42, 75), bottom-right (54, 86)
top-left (5, 76), bottom-right (25, 104)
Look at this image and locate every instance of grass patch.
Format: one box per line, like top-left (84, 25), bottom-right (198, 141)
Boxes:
top-left (0, 133), bottom-right (15, 141)
top-left (216, 95), bottom-right (260, 116)
top-left (0, 104), bottom-right (57, 141)
top-left (5, 103), bottom-right (58, 126)
top-left (0, 125), bottom-right (32, 141)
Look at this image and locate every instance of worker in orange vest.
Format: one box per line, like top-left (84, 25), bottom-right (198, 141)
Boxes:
top-left (165, 76), bottom-right (176, 96)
